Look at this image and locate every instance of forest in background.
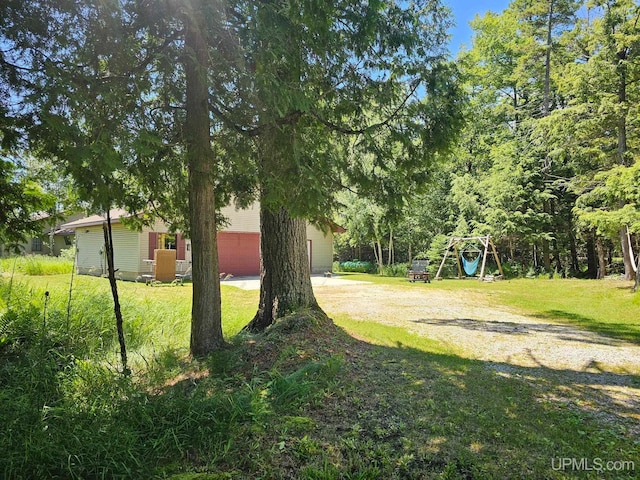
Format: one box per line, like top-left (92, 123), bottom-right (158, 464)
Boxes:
top-left (336, 0), bottom-right (640, 282)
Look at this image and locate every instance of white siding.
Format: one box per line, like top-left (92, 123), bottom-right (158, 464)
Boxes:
top-left (139, 227), bottom-right (151, 273)
top-left (306, 225), bottom-right (333, 274)
top-left (220, 202), bottom-right (260, 233)
top-left (75, 227), bottom-right (106, 276)
top-left (76, 224), bottom-right (140, 280)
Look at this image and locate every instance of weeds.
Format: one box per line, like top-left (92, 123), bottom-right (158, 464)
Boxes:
top-left (0, 255), bottom-right (73, 276)
top-left (2, 275), bottom-right (639, 478)
top-left (0, 279), bottom-right (342, 478)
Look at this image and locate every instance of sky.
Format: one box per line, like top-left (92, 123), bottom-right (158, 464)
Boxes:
top-left (446, 0), bottom-right (513, 54)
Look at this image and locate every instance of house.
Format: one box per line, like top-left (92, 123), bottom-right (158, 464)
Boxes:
top-left (0, 211), bottom-right (83, 257)
top-left (61, 203), bottom-right (335, 281)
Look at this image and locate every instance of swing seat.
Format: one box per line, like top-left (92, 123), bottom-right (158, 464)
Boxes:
top-left (461, 251), bottom-right (482, 276)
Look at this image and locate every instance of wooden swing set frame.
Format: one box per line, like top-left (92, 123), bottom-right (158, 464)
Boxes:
top-left (434, 235), bottom-right (505, 281)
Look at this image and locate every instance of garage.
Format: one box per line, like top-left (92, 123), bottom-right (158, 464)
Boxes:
top-left (217, 232), bottom-right (261, 277)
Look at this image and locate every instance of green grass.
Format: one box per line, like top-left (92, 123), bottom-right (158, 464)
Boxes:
top-left (338, 272), bottom-right (640, 344)
top-left (1, 273), bottom-right (639, 478)
top-left (0, 255), bottom-right (74, 276)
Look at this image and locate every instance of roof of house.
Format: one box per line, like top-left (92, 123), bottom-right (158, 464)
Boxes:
top-left (61, 209), bottom-right (130, 229)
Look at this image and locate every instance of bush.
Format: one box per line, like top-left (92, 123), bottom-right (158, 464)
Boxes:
top-left (501, 261), bottom-right (523, 278)
top-left (381, 263), bottom-right (409, 277)
top-left (339, 260), bottom-right (377, 273)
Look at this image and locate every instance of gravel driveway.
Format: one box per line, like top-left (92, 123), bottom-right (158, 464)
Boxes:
top-left (313, 282), bottom-right (640, 428)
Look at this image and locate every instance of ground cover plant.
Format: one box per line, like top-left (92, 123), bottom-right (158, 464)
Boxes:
top-left (1, 273), bottom-right (638, 478)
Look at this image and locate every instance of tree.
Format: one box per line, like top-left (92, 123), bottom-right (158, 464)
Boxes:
top-left (182, 0), bottom-right (224, 354)
top-left (0, 157), bottom-right (55, 251)
top-left (0, 0), bottom-right (228, 355)
top-left (213, 0), bottom-right (463, 331)
top-left (549, 0), bottom-right (640, 280)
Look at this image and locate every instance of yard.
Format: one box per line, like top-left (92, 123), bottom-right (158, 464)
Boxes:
top-left (1, 270), bottom-right (639, 478)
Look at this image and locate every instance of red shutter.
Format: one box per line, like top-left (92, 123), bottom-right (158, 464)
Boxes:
top-left (176, 234), bottom-right (186, 260)
top-left (148, 232), bottom-right (158, 260)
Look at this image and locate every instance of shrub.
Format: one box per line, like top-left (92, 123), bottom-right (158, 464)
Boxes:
top-left (501, 261), bottom-right (523, 278)
top-left (381, 263), bottom-right (409, 277)
top-left (339, 260), bottom-right (376, 273)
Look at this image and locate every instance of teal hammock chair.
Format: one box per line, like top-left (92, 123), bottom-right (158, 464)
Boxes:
top-left (461, 251), bottom-right (482, 276)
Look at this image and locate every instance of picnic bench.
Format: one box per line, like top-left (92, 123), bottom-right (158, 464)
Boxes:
top-left (408, 260), bottom-right (430, 283)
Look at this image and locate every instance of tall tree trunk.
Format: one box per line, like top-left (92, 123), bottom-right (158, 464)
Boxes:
top-left (586, 231), bottom-right (597, 279)
top-left (616, 47), bottom-right (634, 280)
top-left (374, 238), bottom-right (384, 274)
top-left (552, 238), bottom-right (562, 274)
top-left (542, 238), bottom-right (551, 271)
top-left (103, 213), bottom-right (128, 375)
top-left (184, 2), bottom-right (224, 355)
top-left (569, 231), bottom-right (579, 274)
top-left (245, 205), bottom-right (321, 332)
top-left (543, 0), bottom-right (554, 117)
top-left (620, 228), bottom-right (635, 282)
top-left (596, 236), bottom-right (607, 279)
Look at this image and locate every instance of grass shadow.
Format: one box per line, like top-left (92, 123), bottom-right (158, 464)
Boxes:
top-left (535, 309), bottom-right (640, 345)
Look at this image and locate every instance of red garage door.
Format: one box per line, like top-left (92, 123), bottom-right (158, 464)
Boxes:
top-left (218, 232), bottom-right (261, 276)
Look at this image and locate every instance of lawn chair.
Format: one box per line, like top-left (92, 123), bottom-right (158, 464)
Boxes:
top-left (174, 264), bottom-right (192, 286)
top-left (408, 260), bottom-right (430, 283)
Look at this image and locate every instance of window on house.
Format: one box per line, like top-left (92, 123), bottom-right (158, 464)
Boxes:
top-left (31, 237), bottom-right (43, 252)
top-left (159, 233), bottom-right (177, 250)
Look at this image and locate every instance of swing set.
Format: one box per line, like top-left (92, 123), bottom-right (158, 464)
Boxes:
top-left (434, 235), bottom-right (504, 281)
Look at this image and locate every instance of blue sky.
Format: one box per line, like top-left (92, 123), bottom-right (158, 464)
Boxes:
top-left (447, 0), bottom-right (512, 53)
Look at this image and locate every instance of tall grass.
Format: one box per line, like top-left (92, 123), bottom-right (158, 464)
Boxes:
top-left (0, 255), bottom-right (73, 276)
top-left (0, 276), bottom-right (339, 478)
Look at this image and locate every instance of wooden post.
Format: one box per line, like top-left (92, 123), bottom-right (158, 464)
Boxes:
top-left (435, 238), bottom-right (453, 280)
top-left (489, 237), bottom-right (505, 277)
top-left (478, 235), bottom-right (489, 280)
top-left (454, 243), bottom-right (463, 279)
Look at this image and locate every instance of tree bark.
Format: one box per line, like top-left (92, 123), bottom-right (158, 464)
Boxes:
top-left (569, 231), bottom-right (579, 275)
top-left (586, 231), bottom-right (597, 279)
top-left (245, 204), bottom-right (321, 332)
top-left (615, 45), bottom-right (634, 280)
top-left (543, 0), bottom-right (554, 117)
top-left (103, 213), bottom-right (128, 375)
top-left (596, 236), bottom-right (607, 279)
top-left (620, 228), bottom-right (635, 282)
top-left (184, 2), bottom-right (224, 355)
top-left (542, 239), bottom-right (551, 271)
